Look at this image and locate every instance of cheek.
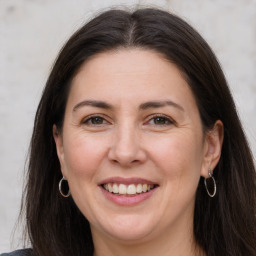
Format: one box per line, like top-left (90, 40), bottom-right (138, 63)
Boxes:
top-left (150, 133), bottom-right (203, 211)
top-left (147, 132), bottom-right (204, 179)
top-left (62, 134), bottom-right (107, 177)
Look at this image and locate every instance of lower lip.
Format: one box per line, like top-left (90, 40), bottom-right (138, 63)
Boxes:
top-left (100, 186), bottom-right (158, 206)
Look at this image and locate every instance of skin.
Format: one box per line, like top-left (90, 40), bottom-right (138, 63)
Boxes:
top-left (54, 48), bottom-right (223, 256)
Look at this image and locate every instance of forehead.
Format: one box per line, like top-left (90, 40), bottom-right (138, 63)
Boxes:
top-left (68, 48), bottom-right (198, 111)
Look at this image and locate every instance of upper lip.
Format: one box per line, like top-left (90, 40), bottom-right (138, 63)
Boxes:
top-left (99, 177), bottom-right (158, 185)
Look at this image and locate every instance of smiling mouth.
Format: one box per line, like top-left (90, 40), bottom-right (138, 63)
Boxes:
top-left (102, 183), bottom-right (158, 196)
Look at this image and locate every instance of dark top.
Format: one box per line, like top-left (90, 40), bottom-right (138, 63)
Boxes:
top-left (0, 249), bottom-right (32, 256)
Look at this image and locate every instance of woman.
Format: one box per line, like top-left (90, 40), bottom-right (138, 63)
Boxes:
top-left (2, 8), bottom-right (256, 256)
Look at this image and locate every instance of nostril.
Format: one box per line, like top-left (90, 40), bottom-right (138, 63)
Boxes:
top-left (110, 158), bottom-right (141, 167)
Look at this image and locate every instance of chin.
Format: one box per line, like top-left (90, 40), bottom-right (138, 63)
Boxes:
top-left (95, 213), bottom-right (158, 243)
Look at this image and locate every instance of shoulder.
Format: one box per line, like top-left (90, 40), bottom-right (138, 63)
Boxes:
top-left (1, 249), bottom-right (33, 256)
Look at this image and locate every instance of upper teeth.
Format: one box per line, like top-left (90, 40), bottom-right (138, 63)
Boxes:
top-left (103, 183), bottom-right (155, 195)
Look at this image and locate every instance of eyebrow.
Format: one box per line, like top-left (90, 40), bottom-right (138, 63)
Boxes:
top-left (73, 100), bottom-right (184, 112)
top-left (139, 100), bottom-right (184, 111)
top-left (73, 100), bottom-right (113, 111)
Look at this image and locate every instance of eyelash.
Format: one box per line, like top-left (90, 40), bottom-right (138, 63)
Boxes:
top-left (81, 114), bottom-right (175, 127)
top-left (81, 115), bottom-right (109, 126)
top-left (145, 114), bottom-right (174, 126)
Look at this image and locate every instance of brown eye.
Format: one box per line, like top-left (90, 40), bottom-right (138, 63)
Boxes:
top-left (153, 117), bottom-right (170, 125)
top-left (90, 117), bottom-right (104, 124)
top-left (147, 115), bottom-right (173, 126)
top-left (82, 116), bottom-right (107, 125)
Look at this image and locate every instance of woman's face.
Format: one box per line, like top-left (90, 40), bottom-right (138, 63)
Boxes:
top-left (54, 49), bottom-right (221, 244)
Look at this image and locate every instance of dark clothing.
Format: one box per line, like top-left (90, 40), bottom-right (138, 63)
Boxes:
top-left (1, 249), bottom-right (32, 256)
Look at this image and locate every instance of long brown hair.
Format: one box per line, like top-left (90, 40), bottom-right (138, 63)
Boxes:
top-left (22, 8), bottom-right (256, 256)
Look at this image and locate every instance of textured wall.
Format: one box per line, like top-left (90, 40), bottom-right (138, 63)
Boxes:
top-left (1, 0), bottom-right (255, 252)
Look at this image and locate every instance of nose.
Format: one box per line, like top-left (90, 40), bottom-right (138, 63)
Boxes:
top-left (108, 123), bottom-right (147, 167)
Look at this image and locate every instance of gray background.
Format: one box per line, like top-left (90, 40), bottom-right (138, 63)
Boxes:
top-left (1, 0), bottom-right (256, 252)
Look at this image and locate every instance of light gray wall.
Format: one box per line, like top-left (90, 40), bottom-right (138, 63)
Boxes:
top-left (1, 0), bottom-right (255, 252)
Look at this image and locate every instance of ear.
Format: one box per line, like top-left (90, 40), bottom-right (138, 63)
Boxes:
top-left (201, 120), bottom-right (224, 178)
top-left (53, 125), bottom-right (65, 173)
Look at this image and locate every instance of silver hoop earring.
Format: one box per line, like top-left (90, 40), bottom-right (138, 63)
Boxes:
top-left (204, 169), bottom-right (216, 197)
top-left (59, 176), bottom-right (70, 197)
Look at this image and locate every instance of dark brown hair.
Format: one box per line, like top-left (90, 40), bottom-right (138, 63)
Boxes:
top-left (22, 8), bottom-right (256, 256)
